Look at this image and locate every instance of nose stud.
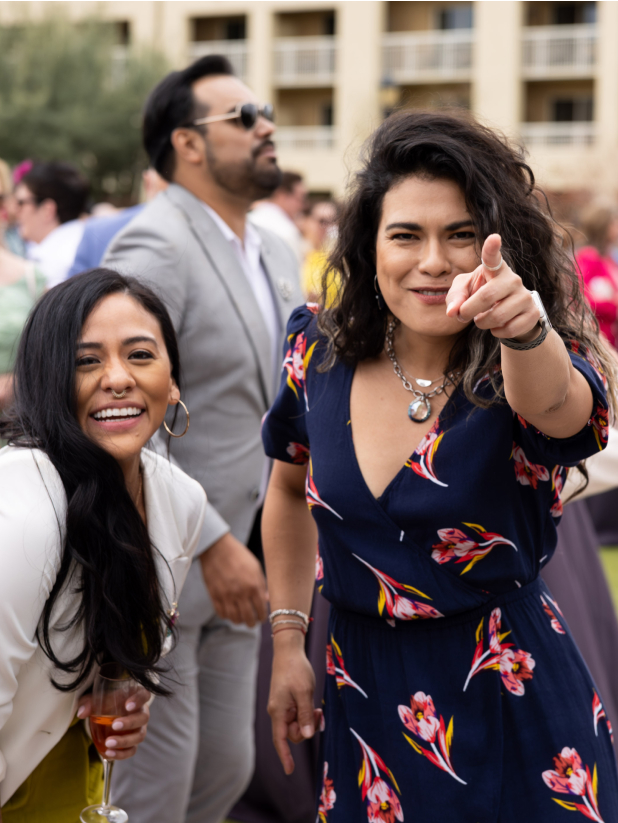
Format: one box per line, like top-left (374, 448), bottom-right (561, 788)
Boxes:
top-left (111, 389), bottom-right (127, 399)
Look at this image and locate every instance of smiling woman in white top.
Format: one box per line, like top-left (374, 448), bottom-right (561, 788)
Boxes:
top-left (0, 269), bottom-right (206, 821)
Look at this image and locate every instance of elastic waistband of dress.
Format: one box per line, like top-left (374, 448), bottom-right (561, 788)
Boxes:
top-left (330, 577), bottom-right (546, 633)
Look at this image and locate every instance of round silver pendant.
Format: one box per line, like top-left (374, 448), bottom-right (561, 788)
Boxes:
top-left (408, 397), bottom-right (431, 423)
top-left (415, 378), bottom-right (433, 388)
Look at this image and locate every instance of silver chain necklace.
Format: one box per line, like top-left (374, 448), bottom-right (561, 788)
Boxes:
top-left (385, 320), bottom-right (458, 423)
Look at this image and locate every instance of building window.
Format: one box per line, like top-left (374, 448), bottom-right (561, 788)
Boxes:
top-left (438, 5), bottom-right (473, 30)
top-left (114, 21), bottom-right (130, 45)
top-left (553, 2), bottom-right (596, 25)
top-left (552, 97), bottom-right (593, 121)
top-left (225, 19), bottom-right (246, 40)
top-left (323, 12), bottom-right (336, 36)
top-left (193, 16), bottom-right (246, 42)
top-left (321, 103), bottom-right (334, 126)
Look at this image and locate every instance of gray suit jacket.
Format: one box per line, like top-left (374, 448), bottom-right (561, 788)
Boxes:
top-left (103, 183), bottom-right (302, 548)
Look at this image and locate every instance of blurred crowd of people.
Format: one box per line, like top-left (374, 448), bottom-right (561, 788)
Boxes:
top-left (3, 52), bottom-right (618, 823)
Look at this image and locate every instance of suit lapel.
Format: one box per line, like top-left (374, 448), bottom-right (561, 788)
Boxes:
top-left (165, 185), bottom-right (272, 410)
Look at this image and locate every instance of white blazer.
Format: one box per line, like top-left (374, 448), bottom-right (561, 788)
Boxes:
top-left (0, 445), bottom-right (206, 805)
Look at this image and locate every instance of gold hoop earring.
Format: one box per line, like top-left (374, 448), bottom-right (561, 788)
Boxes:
top-left (164, 399), bottom-right (190, 438)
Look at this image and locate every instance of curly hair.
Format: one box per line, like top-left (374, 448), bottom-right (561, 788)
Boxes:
top-left (319, 109), bottom-right (617, 416)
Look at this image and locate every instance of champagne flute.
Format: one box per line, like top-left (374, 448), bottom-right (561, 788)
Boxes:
top-left (80, 662), bottom-right (139, 823)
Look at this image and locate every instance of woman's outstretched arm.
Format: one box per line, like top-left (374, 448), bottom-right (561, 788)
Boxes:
top-left (262, 459), bottom-right (320, 775)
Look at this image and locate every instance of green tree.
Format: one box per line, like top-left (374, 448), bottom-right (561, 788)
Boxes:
top-left (0, 15), bottom-right (168, 203)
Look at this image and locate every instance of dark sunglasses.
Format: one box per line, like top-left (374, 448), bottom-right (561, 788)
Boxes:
top-left (193, 102), bottom-right (274, 131)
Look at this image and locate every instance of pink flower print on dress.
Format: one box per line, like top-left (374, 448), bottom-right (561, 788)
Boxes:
top-left (351, 729), bottom-right (403, 823)
top-left (590, 403), bottom-right (609, 452)
top-left (551, 465), bottom-right (566, 519)
top-left (283, 330), bottom-right (317, 411)
top-left (287, 441), bottom-right (310, 465)
top-left (512, 442), bottom-right (550, 489)
top-left (499, 648), bottom-right (536, 696)
top-left (306, 459), bottom-right (343, 520)
top-left (593, 692), bottom-right (606, 736)
top-left (464, 608), bottom-right (536, 695)
top-left (327, 635), bottom-right (368, 698)
top-left (326, 644), bottom-right (336, 675)
top-left (398, 692), bottom-right (466, 785)
top-left (541, 593), bottom-right (566, 634)
top-left (405, 422), bottom-right (447, 487)
top-left (316, 544), bottom-right (324, 585)
top-left (542, 747), bottom-right (605, 822)
top-left (593, 691), bottom-right (614, 743)
top-left (352, 555), bottom-right (443, 621)
top-left (431, 523), bottom-right (518, 575)
top-left (317, 761), bottom-right (336, 822)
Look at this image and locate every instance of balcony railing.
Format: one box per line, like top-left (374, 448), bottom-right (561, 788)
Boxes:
top-left (275, 127), bottom-right (337, 151)
top-left (522, 25), bottom-right (596, 77)
top-left (189, 40), bottom-right (248, 79)
top-left (274, 37), bottom-right (336, 86)
top-left (520, 121), bottom-right (596, 147)
top-left (382, 30), bottom-right (474, 83)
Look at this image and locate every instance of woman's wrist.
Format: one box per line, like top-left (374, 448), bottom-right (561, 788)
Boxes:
top-left (273, 628), bottom-right (307, 653)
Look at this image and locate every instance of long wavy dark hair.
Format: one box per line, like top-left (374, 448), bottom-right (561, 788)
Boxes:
top-left (0, 270), bottom-right (181, 695)
top-left (319, 109), bottom-right (617, 415)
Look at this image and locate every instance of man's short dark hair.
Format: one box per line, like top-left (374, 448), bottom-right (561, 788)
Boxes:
top-left (21, 162), bottom-right (89, 224)
top-left (143, 55), bottom-right (235, 181)
top-left (278, 172), bottom-right (304, 194)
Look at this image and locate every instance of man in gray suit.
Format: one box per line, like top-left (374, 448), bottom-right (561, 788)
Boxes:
top-left (103, 55), bottom-right (302, 823)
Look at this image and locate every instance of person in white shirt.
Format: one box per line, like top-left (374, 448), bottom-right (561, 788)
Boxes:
top-left (0, 269), bottom-right (206, 820)
top-left (249, 171), bottom-right (308, 267)
top-left (14, 161), bottom-right (89, 289)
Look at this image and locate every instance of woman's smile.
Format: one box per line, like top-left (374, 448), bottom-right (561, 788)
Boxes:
top-left (410, 287), bottom-right (450, 305)
top-left (90, 401), bottom-right (146, 430)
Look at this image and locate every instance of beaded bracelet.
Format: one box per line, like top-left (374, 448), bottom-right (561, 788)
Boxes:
top-left (270, 618), bottom-right (307, 629)
top-left (272, 624), bottom-right (307, 639)
top-left (269, 608), bottom-right (310, 627)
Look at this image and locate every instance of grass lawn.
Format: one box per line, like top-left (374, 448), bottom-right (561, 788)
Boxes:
top-left (600, 547), bottom-right (618, 610)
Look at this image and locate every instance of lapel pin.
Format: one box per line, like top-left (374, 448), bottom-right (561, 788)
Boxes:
top-left (277, 278), bottom-right (293, 301)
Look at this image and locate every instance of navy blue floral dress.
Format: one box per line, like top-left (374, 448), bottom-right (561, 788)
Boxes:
top-left (261, 305), bottom-right (618, 823)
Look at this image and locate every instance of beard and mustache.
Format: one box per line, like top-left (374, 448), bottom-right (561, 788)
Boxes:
top-left (205, 138), bottom-right (282, 201)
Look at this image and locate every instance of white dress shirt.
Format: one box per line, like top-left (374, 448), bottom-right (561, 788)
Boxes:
top-left (201, 203), bottom-right (280, 379)
top-left (27, 219), bottom-right (85, 289)
top-left (249, 202), bottom-right (305, 267)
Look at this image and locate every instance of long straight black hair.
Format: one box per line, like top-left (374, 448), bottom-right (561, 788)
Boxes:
top-left (0, 269), bottom-right (181, 695)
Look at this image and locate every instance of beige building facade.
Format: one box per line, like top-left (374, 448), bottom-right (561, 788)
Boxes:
top-left (1, 0), bottom-right (617, 197)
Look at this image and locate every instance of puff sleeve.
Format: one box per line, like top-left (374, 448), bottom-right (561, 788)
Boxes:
top-left (261, 304), bottom-right (320, 466)
top-left (513, 345), bottom-right (609, 468)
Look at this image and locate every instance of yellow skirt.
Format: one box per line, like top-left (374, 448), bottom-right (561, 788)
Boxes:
top-left (1, 717), bottom-right (103, 823)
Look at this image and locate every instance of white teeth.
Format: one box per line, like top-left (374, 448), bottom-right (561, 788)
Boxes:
top-left (93, 407), bottom-right (143, 420)
top-left (418, 291), bottom-right (446, 296)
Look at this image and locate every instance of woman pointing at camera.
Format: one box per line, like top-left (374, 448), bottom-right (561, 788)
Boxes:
top-left (261, 111), bottom-right (618, 821)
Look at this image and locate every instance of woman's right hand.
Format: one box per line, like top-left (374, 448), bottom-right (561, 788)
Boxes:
top-left (268, 632), bottom-right (322, 775)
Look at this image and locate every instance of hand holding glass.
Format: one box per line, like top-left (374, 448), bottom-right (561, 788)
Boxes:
top-left (80, 663), bottom-right (144, 823)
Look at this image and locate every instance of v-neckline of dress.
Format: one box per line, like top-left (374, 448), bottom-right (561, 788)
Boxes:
top-left (345, 365), bottom-right (449, 504)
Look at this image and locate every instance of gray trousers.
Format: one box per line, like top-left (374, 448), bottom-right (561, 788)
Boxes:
top-left (112, 559), bottom-right (260, 823)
